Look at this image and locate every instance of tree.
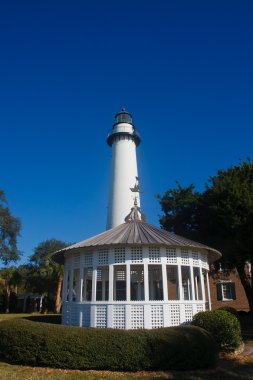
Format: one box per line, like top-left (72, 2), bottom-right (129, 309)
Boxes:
top-left (0, 190), bottom-right (21, 264)
top-left (158, 160), bottom-right (253, 314)
top-left (0, 266), bottom-right (23, 312)
top-left (29, 239), bottom-right (69, 313)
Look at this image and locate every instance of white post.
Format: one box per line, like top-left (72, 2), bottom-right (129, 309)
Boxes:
top-left (91, 267), bottom-right (97, 302)
top-left (200, 268), bottom-right (206, 302)
top-left (62, 268), bottom-right (68, 302)
top-left (126, 263), bottom-right (130, 301)
top-left (206, 272), bottom-right (211, 310)
top-left (78, 268), bottom-right (83, 302)
top-left (177, 265), bottom-right (183, 300)
top-left (144, 262), bottom-right (149, 301)
top-left (162, 263), bottom-right (168, 301)
top-left (69, 269), bottom-right (74, 302)
top-left (109, 264), bottom-right (114, 302)
top-left (190, 265), bottom-right (196, 300)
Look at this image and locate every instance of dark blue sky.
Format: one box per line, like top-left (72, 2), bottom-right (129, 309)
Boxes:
top-left (1, 0), bottom-right (252, 264)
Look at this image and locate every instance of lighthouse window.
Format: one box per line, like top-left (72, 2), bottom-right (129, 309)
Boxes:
top-left (148, 265), bottom-right (163, 301)
top-left (130, 265), bottom-right (144, 301)
top-left (167, 266), bottom-right (179, 300)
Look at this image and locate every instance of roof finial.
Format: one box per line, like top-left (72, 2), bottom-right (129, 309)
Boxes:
top-left (124, 178), bottom-right (146, 223)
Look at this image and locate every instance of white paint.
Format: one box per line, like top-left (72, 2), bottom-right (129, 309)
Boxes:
top-left (106, 120), bottom-right (140, 229)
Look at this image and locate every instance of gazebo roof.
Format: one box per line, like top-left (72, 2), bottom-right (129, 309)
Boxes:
top-left (52, 220), bottom-right (221, 264)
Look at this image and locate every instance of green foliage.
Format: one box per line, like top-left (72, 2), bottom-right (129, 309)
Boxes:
top-left (218, 306), bottom-right (240, 320)
top-left (192, 310), bottom-right (243, 351)
top-left (0, 190), bottom-right (21, 264)
top-left (27, 239), bottom-right (69, 312)
top-left (158, 160), bottom-right (253, 312)
top-left (0, 319), bottom-right (218, 371)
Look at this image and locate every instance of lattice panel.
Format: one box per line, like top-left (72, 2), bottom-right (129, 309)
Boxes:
top-left (131, 306), bottom-right (144, 329)
top-left (96, 306), bottom-right (107, 328)
top-left (166, 248), bottom-right (177, 264)
top-left (83, 253), bottom-right (93, 267)
top-left (81, 306), bottom-right (91, 327)
top-left (73, 254), bottom-right (80, 268)
top-left (151, 305), bottom-right (163, 328)
top-left (192, 251), bottom-right (199, 266)
top-left (131, 247), bottom-right (143, 263)
top-left (185, 305), bottom-right (193, 322)
top-left (113, 306), bottom-right (125, 329)
top-left (97, 268), bottom-right (102, 281)
top-left (196, 304), bottom-right (204, 313)
top-left (149, 247), bottom-right (160, 263)
top-left (98, 249), bottom-right (109, 265)
top-left (169, 305), bottom-right (180, 326)
top-left (114, 247), bottom-right (125, 263)
top-left (181, 249), bottom-right (189, 264)
top-left (70, 307), bottom-right (79, 326)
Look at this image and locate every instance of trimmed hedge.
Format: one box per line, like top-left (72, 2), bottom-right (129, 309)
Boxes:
top-left (0, 319), bottom-right (217, 371)
top-left (217, 306), bottom-right (240, 320)
top-left (192, 310), bottom-right (242, 352)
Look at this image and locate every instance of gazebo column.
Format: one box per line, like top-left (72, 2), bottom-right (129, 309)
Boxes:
top-left (62, 267), bottom-right (68, 302)
top-left (205, 271), bottom-right (211, 310)
top-left (107, 263), bottom-right (114, 328)
top-left (200, 268), bottom-right (206, 304)
top-left (125, 263), bottom-right (131, 329)
top-left (78, 267), bottom-right (84, 327)
top-left (162, 263), bottom-right (168, 301)
top-left (177, 263), bottom-right (185, 323)
top-left (69, 269), bottom-right (74, 302)
top-left (143, 260), bottom-right (151, 328)
top-left (90, 266), bottom-right (97, 327)
top-left (102, 268), bottom-right (106, 301)
top-left (190, 264), bottom-right (196, 315)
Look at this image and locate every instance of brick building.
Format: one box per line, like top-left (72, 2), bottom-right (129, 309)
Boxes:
top-left (209, 269), bottom-right (249, 312)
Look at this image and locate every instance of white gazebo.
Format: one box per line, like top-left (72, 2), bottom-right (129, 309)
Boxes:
top-left (53, 211), bottom-right (221, 329)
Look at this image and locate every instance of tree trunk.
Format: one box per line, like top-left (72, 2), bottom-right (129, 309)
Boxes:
top-left (237, 264), bottom-right (253, 315)
top-left (55, 274), bottom-right (63, 314)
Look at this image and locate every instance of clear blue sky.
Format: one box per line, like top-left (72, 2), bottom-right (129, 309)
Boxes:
top-left (1, 0), bottom-right (252, 264)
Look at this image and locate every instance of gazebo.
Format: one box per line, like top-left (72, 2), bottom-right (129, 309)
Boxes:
top-left (53, 207), bottom-right (221, 329)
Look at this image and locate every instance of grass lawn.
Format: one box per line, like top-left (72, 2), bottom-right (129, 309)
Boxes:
top-left (0, 313), bottom-right (252, 380)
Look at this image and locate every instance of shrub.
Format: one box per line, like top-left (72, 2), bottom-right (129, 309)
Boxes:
top-left (217, 306), bottom-right (240, 320)
top-left (0, 319), bottom-right (217, 371)
top-left (192, 310), bottom-right (242, 351)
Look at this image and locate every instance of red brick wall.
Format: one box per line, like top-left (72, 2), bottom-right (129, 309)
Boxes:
top-left (209, 270), bottom-right (249, 312)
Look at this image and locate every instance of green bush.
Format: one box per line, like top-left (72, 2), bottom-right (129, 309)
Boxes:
top-left (0, 319), bottom-right (217, 371)
top-left (192, 310), bottom-right (242, 352)
top-left (217, 306), bottom-right (240, 320)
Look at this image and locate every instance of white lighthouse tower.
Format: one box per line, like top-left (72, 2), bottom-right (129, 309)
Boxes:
top-left (106, 108), bottom-right (141, 229)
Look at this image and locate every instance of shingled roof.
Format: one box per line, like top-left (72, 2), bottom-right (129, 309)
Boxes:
top-left (52, 220), bottom-right (221, 264)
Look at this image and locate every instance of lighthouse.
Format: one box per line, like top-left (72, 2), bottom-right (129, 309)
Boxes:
top-left (106, 108), bottom-right (141, 229)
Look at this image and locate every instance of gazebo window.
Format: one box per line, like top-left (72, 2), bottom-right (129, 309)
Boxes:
top-left (114, 266), bottom-right (126, 301)
top-left (73, 269), bottom-right (80, 302)
top-left (149, 265), bottom-right (163, 301)
top-left (167, 266), bottom-right (179, 300)
top-left (181, 266), bottom-right (192, 300)
top-left (96, 266), bottom-right (109, 301)
top-left (130, 265), bottom-right (144, 301)
top-left (82, 268), bottom-right (92, 301)
top-left (193, 267), bottom-right (203, 300)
